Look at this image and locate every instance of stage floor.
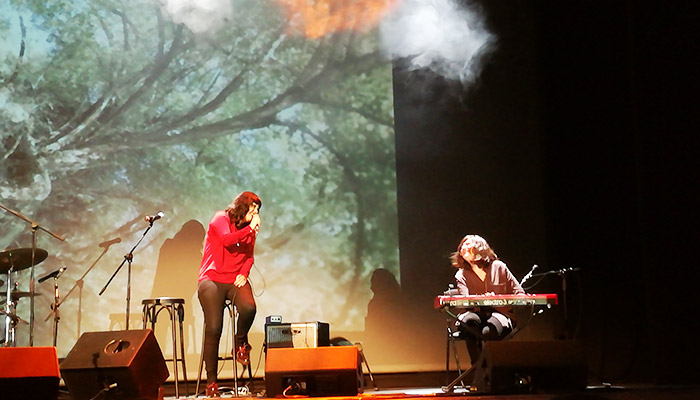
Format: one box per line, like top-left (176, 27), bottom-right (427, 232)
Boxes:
top-left (55, 376), bottom-right (700, 400)
top-left (164, 384), bottom-right (700, 400)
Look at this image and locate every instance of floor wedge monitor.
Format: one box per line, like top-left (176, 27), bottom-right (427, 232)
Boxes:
top-left (471, 340), bottom-right (587, 394)
top-left (60, 329), bottom-right (169, 400)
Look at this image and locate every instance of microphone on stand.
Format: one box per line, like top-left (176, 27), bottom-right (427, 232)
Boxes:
top-left (444, 283), bottom-right (459, 296)
top-left (556, 267), bottom-right (580, 275)
top-left (520, 264), bottom-right (538, 286)
top-left (145, 211), bottom-right (165, 224)
top-left (98, 237), bottom-right (121, 249)
top-left (38, 267), bottom-right (67, 283)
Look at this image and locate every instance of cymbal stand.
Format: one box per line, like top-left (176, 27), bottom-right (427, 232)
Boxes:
top-left (0, 203), bottom-right (65, 346)
top-left (3, 270), bottom-right (14, 347)
top-left (3, 276), bottom-right (29, 347)
top-left (99, 221), bottom-right (156, 330)
top-left (30, 225), bottom-right (37, 345)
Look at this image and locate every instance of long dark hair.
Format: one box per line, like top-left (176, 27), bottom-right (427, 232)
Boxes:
top-left (450, 234), bottom-right (498, 269)
top-left (225, 191), bottom-right (262, 228)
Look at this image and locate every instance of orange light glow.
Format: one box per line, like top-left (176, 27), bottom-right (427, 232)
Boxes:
top-left (274, 0), bottom-right (401, 39)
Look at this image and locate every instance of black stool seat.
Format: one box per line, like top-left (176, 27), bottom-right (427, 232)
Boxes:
top-left (142, 297), bottom-right (185, 306)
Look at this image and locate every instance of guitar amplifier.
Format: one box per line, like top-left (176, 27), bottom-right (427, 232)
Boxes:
top-left (266, 322), bottom-right (330, 348)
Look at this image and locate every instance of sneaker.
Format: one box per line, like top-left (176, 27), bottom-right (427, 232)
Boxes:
top-left (235, 343), bottom-right (252, 365)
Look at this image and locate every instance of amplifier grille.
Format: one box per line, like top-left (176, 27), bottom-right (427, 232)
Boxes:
top-left (265, 322), bottom-right (330, 348)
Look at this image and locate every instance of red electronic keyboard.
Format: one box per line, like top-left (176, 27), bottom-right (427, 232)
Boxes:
top-left (434, 293), bottom-right (558, 309)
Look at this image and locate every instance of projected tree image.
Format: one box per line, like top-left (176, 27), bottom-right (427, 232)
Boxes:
top-left (1, 0), bottom-right (397, 353)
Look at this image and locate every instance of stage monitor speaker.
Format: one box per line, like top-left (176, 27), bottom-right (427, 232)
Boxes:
top-left (471, 340), bottom-right (587, 394)
top-left (265, 346), bottom-right (358, 397)
top-left (265, 321), bottom-right (330, 349)
top-left (60, 329), bottom-right (169, 400)
top-left (0, 346), bottom-right (60, 400)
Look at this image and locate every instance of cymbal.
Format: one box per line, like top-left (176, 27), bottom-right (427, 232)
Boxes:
top-left (1, 290), bottom-right (42, 300)
top-left (0, 248), bottom-right (48, 273)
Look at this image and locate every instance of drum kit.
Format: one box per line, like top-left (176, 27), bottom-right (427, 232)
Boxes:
top-left (1, 247), bottom-right (48, 346)
top-left (1, 203), bottom-right (157, 348)
top-left (1, 202), bottom-right (66, 348)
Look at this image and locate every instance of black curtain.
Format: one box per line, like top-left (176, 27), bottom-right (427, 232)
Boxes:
top-left (395, 0), bottom-right (700, 383)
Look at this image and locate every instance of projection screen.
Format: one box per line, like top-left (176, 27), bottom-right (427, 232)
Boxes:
top-left (1, 0), bottom-right (404, 374)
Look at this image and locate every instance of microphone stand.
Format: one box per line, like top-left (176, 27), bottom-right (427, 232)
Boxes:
top-left (0, 203), bottom-right (65, 346)
top-left (520, 264), bottom-right (538, 287)
top-left (529, 267), bottom-right (579, 339)
top-left (39, 268), bottom-right (67, 347)
top-left (52, 275), bottom-right (60, 347)
top-left (43, 242), bottom-right (116, 337)
top-left (99, 221), bottom-right (156, 330)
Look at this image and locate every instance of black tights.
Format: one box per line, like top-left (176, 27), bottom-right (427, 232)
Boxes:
top-left (198, 279), bottom-right (256, 384)
top-left (456, 311), bottom-right (512, 362)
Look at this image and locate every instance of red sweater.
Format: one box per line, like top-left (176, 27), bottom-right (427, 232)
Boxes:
top-left (198, 210), bottom-right (256, 283)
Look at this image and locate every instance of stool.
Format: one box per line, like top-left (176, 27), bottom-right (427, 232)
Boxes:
top-left (443, 308), bottom-right (535, 393)
top-left (142, 297), bottom-right (189, 398)
top-left (196, 299), bottom-right (253, 397)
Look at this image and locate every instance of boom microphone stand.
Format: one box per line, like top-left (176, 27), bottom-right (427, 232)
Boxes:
top-left (39, 267), bottom-right (67, 346)
top-left (0, 203), bottom-right (65, 346)
top-left (43, 238), bottom-right (120, 338)
top-left (527, 267), bottom-right (580, 339)
top-left (99, 212), bottom-right (163, 329)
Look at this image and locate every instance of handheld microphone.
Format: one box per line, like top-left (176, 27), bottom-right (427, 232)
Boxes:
top-left (98, 237), bottom-right (121, 248)
top-left (39, 267), bottom-right (67, 283)
top-left (145, 211), bottom-right (165, 223)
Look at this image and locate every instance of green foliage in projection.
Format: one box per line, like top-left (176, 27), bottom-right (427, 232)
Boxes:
top-left (1, 0), bottom-right (397, 332)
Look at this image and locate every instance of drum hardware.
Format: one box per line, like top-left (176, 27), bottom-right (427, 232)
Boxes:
top-left (0, 248), bottom-right (49, 274)
top-left (1, 290), bottom-right (43, 301)
top-left (1, 247), bottom-right (49, 347)
top-left (1, 203), bottom-right (65, 346)
top-left (1, 309), bottom-right (28, 324)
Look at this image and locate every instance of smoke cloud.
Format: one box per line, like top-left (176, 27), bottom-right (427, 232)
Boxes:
top-left (156, 0), bottom-right (494, 85)
top-left (158, 0), bottom-right (234, 34)
top-left (380, 0), bottom-right (495, 85)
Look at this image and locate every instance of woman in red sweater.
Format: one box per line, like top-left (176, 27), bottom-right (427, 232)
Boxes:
top-left (198, 191), bottom-right (261, 397)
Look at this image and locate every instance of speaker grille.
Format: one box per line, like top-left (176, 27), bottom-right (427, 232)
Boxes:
top-left (266, 322), bottom-right (330, 348)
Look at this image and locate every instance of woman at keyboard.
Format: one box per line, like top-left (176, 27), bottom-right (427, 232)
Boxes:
top-left (450, 234), bottom-right (525, 360)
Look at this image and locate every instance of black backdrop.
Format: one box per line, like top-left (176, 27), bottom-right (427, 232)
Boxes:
top-left (394, 1), bottom-right (700, 384)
